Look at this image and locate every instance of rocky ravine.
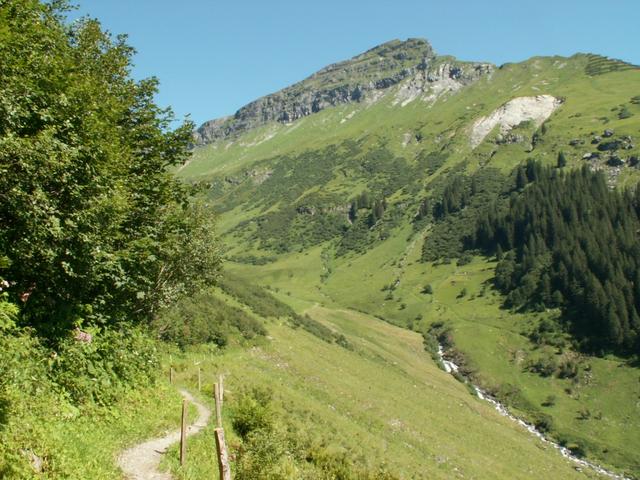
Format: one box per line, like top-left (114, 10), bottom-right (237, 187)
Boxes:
top-left (437, 345), bottom-right (631, 480)
top-left (194, 38), bottom-right (494, 144)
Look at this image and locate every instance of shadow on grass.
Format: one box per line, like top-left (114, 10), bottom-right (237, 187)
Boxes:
top-left (0, 396), bottom-right (9, 430)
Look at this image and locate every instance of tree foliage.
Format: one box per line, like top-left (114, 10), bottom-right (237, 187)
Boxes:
top-left (0, 0), bottom-right (220, 336)
top-left (470, 162), bottom-right (640, 354)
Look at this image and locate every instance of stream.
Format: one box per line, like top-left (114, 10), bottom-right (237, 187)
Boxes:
top-left (437, 345), bottom-right (632, 480)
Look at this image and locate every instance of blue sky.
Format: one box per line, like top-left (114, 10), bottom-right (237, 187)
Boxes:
top-left (72, 0), bottom-right (640, 127)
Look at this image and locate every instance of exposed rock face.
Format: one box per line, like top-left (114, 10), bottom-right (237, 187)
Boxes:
top-left (195, 39), bottom-right (494, 144)
top-left (393, 61), bottom-right (493, 107)
top-left (470, 95), bottom-right (563, 148)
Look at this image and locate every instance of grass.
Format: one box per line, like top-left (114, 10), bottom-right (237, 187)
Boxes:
top-left (322, 244), bottom-right (640, 476)
top-left (160, 298), bottom-right (602, 479)
top-left (0, 381), bottom-right (183, 479)
top-left (217, 232), bottom-right (640, 477)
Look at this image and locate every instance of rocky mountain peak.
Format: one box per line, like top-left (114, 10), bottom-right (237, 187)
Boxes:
top-left (194, 38), bottom-right (490, 144)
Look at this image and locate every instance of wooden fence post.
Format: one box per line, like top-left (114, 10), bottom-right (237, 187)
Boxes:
top-left (180, 398), bottom-right (188, 466)
top-left (170, 367), bottom-right (174, 384)
top-left (214, 382), bottom-right (222, 428)
top-left (214, 427), bottom-right (231, 480)
top-left (218, 374), bottom-right (224, 407)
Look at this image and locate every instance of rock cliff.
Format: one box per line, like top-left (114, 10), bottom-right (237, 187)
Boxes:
top-left (195, 38), bottom-right (494, 144)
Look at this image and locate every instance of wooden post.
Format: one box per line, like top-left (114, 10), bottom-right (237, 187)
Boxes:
top-left (180, 399), bottom-right (188, 466)
top-left (218, 374), bottom-right (224, 407)
top-left (170, 367), bottom-right (174, 384)
top-left (214, 382), bottom-right (222, 428)
top-left (197, 367), bottom-right (201, 392)
top-left (214, 427), bottom-right (231, 480)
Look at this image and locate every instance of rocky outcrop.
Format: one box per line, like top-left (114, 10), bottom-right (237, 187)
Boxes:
top-left (393, 61), bottom-right (493, 107)
top-left (470, 95), bottom-right (563, 148)
top-left (194, 39), bottom-right (494, 144)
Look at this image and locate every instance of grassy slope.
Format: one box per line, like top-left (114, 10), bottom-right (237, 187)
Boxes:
top-left (161, 286), bottom-right (601, 480)
top-left (0, 382), bottom-right (183, 479)
top-left (225, 224), bottom-right (640, 476)
top-left (176, 53), bottom-right (640, 477)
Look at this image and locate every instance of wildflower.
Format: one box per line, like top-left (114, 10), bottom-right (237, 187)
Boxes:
top-left (74, 328), bottom-right (93, 343)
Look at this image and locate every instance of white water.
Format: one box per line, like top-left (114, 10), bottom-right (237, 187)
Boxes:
top-left (436, 344), bottom-right (632, 480)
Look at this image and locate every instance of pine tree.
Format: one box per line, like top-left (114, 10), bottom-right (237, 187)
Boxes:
top-left (557, 151), bottom-right (567, 168)
top-left (516, 167), bottom-right (527, 190)
top-left (469, 161), bottom-right (640, 354)
top-left (349, 202), bottom-right (357, 222)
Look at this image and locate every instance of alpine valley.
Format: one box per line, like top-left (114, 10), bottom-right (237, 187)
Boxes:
top-left (178, 38), bottom-right (640, 479)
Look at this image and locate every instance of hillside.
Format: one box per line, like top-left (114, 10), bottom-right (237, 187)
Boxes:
top-left (162, 284), bottom-right (601, 479)
top-left (180, 38), bottom-right (640, 478)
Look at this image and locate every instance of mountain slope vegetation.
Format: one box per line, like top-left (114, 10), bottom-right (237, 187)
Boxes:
top-left (2, 1), bottom-right (639, 476)
top-left (180, 38), bottom-right (640, 478)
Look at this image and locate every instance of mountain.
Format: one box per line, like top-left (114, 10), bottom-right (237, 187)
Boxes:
top-left (181, 39), bottom-right (640, 477)
top-left (194, 38), bottom-right (492, 143)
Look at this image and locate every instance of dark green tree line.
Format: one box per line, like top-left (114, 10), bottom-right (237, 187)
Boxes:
top-left (470, 162), bottom-right (640, 354)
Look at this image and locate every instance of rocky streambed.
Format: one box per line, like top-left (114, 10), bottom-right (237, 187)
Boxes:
top-left (437, 345), bottom-right (633, 480)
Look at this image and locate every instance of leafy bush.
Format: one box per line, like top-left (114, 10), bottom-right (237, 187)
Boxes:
top-left (153, 290), bottom-right (266, 349)
top-left (487, 383), bottom-right (535, 412)
top-left (51, 326), bottom-right (159, 406)
top-left (0, 294), bottom-right (18, 332)
top-left (291, 314), bottom-right (336, 344)
top-left (526, 355), bottom-right (558, 377)
top-left (0, 326), bottom-right (177, 477)
top-left (232, 387), bottom-right (275, 440)
top-left (532, 412), bottom-right (555, 433)
top-left (0, 1), bottom-right (221, 337)
top-left (0, 258), bottom-right (18, 331)
top-left (219, 273), bottom-right (295, 318)
top-left (556, 358), bottom-right (579, 379)
top-left (618, 106), bottom-right (634, 119)
top-left (231, 385), bottom-right (402, 480)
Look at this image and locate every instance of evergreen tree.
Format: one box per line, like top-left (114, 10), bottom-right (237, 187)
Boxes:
top-left (557, 151), bottom-right (567, 168)
top-left (469, 162), bottom-right (640, 354)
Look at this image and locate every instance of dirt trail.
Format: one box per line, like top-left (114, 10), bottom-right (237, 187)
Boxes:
top-left (117, 389), bottom-right (211, 480)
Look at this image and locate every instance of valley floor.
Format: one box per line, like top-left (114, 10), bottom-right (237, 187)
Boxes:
top-left (219, 231), bottom-right (639, 479)
top-left (164, 291), bottom-right (620, 479)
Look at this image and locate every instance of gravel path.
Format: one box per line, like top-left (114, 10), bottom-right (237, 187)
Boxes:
top-left (117, 389), bottom-right (211, 480)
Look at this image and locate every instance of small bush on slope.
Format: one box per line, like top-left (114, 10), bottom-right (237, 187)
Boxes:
top-left (153, 290), bottom-right (267, 349)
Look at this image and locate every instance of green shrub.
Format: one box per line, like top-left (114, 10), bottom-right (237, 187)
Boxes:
top-left (618, 106), bottom-right (634, 119)
top-left (154, 290), bottom-right (266, 349)
top-left (232, 387), bottom-right (275, 440)
top-left (219, 273), bottom-right (295, 318)
top-left (557, 358), bottom-right (579, 379)
top-left (526, 355), bottom-right (557, 377)
top-left (457, 253), bottom-right (473, 266)
top-left (235, 427), bottom-right (295, 480)
top-left (532, 412), bottom-right (554, 433)
top-left (51, 326), bottom-right (159, 406)
top-left (0, 295), bottom-right (18, 331)
top-left (291, 314), bottom-right (338, 345)
top-left (421, 284), bottom-right (434, 294)
top-left (230, 385), bottom-right (403, 480)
